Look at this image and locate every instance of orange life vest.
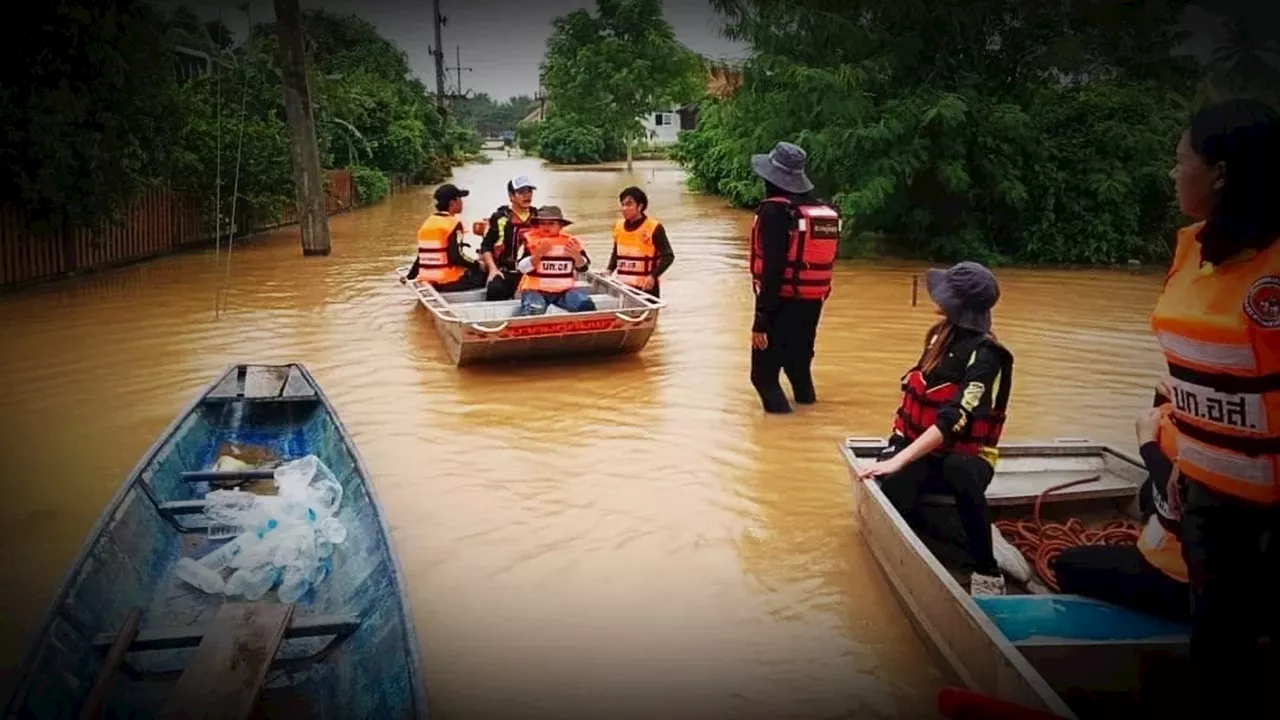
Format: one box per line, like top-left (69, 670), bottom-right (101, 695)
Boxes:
top-left (518, 231), bottom-right (579, 294)
top-left (612, 216), bottom-right (660, 288)
top-left (749, 197), bottom-right (840, 301)
top-left (891, 334), bottom-right (1014, 460)
top-left (1132, 405), bottom-right (1189, 582)
top-left (1152, 222), bottom-right (1280, 505)
top-left (416, 212), bottom-right (466, 285)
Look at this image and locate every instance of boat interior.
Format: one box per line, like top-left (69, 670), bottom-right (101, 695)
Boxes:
top-left (845, 438), bottom-right (1200, 718)
top-left (401, 267), bottom-right (660, 324)
top-left (8, 365), bottom-right (418, 719)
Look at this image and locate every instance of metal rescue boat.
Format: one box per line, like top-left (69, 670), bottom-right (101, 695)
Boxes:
top-left (841, 437), bottom-right (1192, 719)
top-left (396, 265), bottom-right (665, 366)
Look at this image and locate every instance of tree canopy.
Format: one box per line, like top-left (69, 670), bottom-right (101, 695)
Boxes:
top-left (0, 2), bottom-right (478, 230)
top-left (532, 0), bottom-right (705, 163)
top-left (671, 0), bottom-right (1235, 265)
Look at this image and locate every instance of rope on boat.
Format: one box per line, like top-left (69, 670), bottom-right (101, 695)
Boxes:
top-left (215, 1), bottom-right (252, 320)
top-left (993, 477), bottom-right (1142, 592)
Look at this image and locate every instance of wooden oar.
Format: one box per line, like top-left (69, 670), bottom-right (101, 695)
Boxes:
top-left (78, 606), bottom-right (143, 720)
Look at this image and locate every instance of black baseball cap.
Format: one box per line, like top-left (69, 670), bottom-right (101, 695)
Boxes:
top-left (433, 183), bottom-right (469, 204)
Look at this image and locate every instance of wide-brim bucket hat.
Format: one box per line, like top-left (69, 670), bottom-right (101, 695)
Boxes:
top-left (534, 205), bottom-right (573, 226)
top-left (925, 261), bottom-right (1001, 333)
top-left (750, 141), bottom-right (815, 194)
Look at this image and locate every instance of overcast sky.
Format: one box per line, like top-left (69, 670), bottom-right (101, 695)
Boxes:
top-left (154, 0), bottom-right (1260, 102)
top-left (157, 0), bottom-right (747, 101)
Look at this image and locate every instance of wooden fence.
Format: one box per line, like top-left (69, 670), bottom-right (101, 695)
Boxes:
top-left (0, 169), bottom-right (355, 292)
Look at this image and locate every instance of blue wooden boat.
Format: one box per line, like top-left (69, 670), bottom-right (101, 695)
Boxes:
top-left (2, 364), bottom-right (428, 720)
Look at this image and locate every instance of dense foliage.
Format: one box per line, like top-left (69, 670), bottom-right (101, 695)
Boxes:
top-left (672, 0), bottom-right (1246, 265)
top-left (0, 1), bottom-right (183, 229)
top-left (0, 2), bottom-right (474, 232)
top-left (534, 0), bottom-right (704, 164)
top-left (452, 94), bottom-right (539, 138)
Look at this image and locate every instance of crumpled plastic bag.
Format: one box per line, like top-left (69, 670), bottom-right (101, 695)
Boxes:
top-left (176, 454), bottom-right (349, 601)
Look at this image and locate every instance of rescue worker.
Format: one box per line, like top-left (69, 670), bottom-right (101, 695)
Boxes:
top-left (747, 141), bottom-right (841, 413)
top-left (404, 183), bottom-right (486, 291)
top-left (1154, 97), bottom-right (1280, 717)
top-left (1050, 405), bottom-right (1190, 623)
top-left (478, 174), bottom-right (539, 301)
top-left (856, 261), bottom-right (1014, 597)
top-left (607, 186), bottom-right (675, 297)
top-left (514, 206), bottom-right (595, 316)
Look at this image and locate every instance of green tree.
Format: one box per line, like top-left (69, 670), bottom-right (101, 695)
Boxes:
top-left (672, 0), bottom-right (1201, 265)
top-left (538, 0), bottom-right (704, 163)
top-left (0, 0), bottom-right (183, 229)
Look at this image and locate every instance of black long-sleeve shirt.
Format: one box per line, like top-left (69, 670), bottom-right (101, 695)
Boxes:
top-left (405, 212), bottom-right (474, 280)
top-left (752, 191), bottom-right (817, 333)
top-left (1137, 441), bottom-right (1179, 532)
top-left (924, 328), bottom-right (1009, 446)
top-left (607, 215), bottom-right (676, 277)
top-left (479, 205), bottom-right (537, 271)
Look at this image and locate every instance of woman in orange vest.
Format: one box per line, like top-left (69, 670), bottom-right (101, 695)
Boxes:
top-left (514, 206), bottom-right (596, 316)
top-left (607, 186), bottom-right (675, 297)
top-left (1155, 98), bottom-right (1280, 717)
top-left (1050, 405), bottom-right (1189, 623)
top-left (405, 183), bottom-right (486, 292)
top-left (857, 261), bottom-right (1014, 596)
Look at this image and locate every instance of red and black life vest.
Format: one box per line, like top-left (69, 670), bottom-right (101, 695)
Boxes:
top-left (749, 197), bottom-right (840, 301)
top-left (892, 333), bottom-right (1015, 456)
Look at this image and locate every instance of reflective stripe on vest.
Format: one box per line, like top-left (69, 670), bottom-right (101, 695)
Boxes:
top-left (519, 233), bottom-right (579, 294)
top-left (613, 216), bottom-right (659, 287)
top-left (1151, 222), bottom-right (1280, 504)
top-left (416, 213), bottom-right (465, 284)
top-left (748, 197), bottom-right (840, 301)
top-left (890, 337), bottom-right (1013, 459)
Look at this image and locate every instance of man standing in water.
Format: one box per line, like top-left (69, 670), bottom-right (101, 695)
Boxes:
top-left (478, 175), bottom-right (539, 301)
top-left (608, 186), bottom-right (675, 297)
top-left (747, 141), bottom-right (841, 413)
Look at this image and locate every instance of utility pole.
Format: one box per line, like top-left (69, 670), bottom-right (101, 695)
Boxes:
top-left (450, 45), bottom-right (473, 98)
top-left (273, 0), bottom-right (331, 255)
top-left (430, 0), bottom-right (447, 111)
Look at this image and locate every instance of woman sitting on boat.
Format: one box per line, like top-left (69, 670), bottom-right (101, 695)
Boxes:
top-left (514, 206), bottom-right (597, 316)
top-left (856, 261), bottom-right (1014, 597)
top-left (1050, 405), bottom-right (1189, 623)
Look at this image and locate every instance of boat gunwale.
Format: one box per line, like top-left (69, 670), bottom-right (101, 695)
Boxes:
top-left (840, 436), bottom-right (1085, 720)
top-left (394, 264), bottom-right (667, 329)
top-left (1, 363), bottom-right (430, 720)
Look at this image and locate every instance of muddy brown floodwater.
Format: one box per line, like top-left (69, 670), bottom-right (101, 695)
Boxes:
top-left (0, 152), bottom-right (1170, 719)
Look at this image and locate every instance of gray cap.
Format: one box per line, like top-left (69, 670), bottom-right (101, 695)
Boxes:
top-left (925, 261), bottom-right (1001, 333)
top-left (751, 141), bottom-right (814, 194)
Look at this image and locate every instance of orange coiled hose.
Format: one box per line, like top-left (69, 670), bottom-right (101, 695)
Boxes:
top-left (993, 477), bottom-right (1142, 592)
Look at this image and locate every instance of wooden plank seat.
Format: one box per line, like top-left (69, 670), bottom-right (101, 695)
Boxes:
top-left (919, 471), bottom-right (1126, 507)
top-left (93, 612), bottom-right (360, 653)
top-left (158, 602), bottom-right (294, 720)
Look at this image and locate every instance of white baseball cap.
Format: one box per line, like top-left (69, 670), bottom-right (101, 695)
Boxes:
top-left (509, 175), bottom-right (536, 192)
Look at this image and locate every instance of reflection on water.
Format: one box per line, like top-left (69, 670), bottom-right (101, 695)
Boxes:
top-left (0, 151), bottom-right (1167, 718)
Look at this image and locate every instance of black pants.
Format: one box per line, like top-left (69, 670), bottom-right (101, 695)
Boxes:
top-left (1052, 545), bottom-right (1190, 624)
top-left (433, 266), bottom-right (487, 293)
top-left (485, 270), bottom-right (523, 301)
top-left (750, 299), bottom-right (822, 413)
top-left (1180, 479), bottom-right (1280, 717)
top-left (880, 452), bottom-right (999, 576)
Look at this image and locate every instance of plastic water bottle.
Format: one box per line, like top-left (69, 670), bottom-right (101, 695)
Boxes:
top-left (277, 565), bottom-right (311, 604)
top-left (174, 557), bottom-right (227, 595)
top-left (226, 564), bottom-right (280, 601)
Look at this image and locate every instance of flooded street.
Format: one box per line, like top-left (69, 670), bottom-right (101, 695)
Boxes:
top-left (0, 152), bottom-right (1169, 719)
